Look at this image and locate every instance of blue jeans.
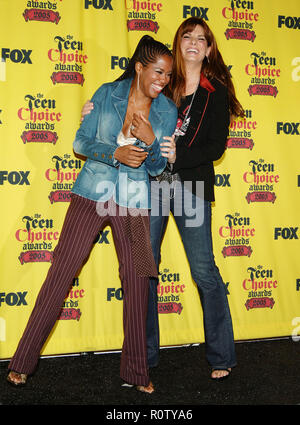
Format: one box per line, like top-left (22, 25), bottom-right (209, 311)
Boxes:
top-left (147, 181), bottom-right (236, 369)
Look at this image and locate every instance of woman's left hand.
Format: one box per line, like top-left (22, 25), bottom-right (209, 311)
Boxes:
top-left (160, 136), bottom-right (176, 163)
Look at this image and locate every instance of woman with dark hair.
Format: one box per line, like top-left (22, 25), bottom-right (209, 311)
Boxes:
top-left (7, 35), bottom-right (178, 394)
top-left (81, 18), bottom-right (244, 381)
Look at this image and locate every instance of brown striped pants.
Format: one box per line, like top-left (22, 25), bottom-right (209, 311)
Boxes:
top-left (9, 194), bottom-right (150, 386)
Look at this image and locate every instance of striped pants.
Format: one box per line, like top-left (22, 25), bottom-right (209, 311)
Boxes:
top-left (9, 194), bottom-right (150, 386)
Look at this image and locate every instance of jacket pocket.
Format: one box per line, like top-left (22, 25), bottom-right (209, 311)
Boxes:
top-left (72, 161), bottom-right (115, 202)
top-left (116, 168), bottom-right (149, 209)
top-left (84, 160), bottom-right (109, 177)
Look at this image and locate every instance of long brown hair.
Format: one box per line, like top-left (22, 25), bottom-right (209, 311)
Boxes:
top-left (166, 18), bottom-right (244, 118)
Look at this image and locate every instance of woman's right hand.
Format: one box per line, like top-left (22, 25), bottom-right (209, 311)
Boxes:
top-left (114, 145), bottom-right (148, 168)
top-left (80, 100), bottom-right (94, 122)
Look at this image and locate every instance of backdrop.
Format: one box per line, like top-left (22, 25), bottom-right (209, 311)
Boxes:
top-left (1, 0), bottom-right (300, 360)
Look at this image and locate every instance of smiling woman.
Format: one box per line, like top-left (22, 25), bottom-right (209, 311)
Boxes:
top-left (147, 17), bottom-right (245, 382)
top-left (7, 35), bottom-right (178, 395)
top-left (115, 35), bottom-right (173, 142)
top-left (136, 56), bottom-right (172, 96)
top-left (181, 26), bottom-right (210, 62)
top-left (78, 22), bottom-right (244, 383)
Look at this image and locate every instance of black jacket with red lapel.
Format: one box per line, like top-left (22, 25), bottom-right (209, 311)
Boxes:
top-left (172, 74), bottom-right (230, 202)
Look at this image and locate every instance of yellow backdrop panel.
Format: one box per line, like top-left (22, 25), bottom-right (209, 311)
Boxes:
top-left (1, 0), bottom-right (300, 359)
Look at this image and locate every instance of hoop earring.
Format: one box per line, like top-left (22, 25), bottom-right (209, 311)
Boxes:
top-left (206, 55), bottom-right (210, 63)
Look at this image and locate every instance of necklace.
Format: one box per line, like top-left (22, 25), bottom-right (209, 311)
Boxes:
top-left (174, 81), bottom-right (199, 141)
top-left (156, 81), bottom-right (199, 185)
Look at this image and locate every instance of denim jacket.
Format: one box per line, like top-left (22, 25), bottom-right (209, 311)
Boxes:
top-left (72, 78), bottom-right (178, 209)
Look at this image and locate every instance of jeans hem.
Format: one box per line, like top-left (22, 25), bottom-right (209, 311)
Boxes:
top-left (211, 363), bottom-right (237, 370)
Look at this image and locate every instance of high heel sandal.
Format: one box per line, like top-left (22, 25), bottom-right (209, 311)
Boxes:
top-left (136, 381), bottom-right (154, 394)
top-left (7, 371), bottom-right (27, 386)
top-left (123, 380), bottom-right (155, 394)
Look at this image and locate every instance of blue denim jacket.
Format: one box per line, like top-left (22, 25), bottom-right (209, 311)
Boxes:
top-left (72, 78), bottom-right (178, 209)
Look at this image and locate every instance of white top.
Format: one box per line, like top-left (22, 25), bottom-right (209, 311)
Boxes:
top-left (117, 131), bottom-right (136, 146)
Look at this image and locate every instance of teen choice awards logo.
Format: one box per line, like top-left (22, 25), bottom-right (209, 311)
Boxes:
top-left (59, 278), bottom-right (83, 322)
top-left (46, 154), bottom-right (82, 204)
top-left (18, 93), bottom-right (61, 145)
top-left (222, 0), bottom-right (258, 42)
top-left (157, 269), bottom-right (185, 315)
top-left (243, 159), bottom-right (279, 204)
top-left (227, 109), bottom-right (257, 150)
top-left (243, 265), bottom-right (277, 310)
top-left (23, 1), bottom-right (61, 24)
top-left (126, 0), bottom-right (163, 33)
top-left (218, 212), bottom-right (255, 258)
top-left (16, 214), bottom-right (60, 265)
top-left (246, 51), bottom-right (280, 97)
top-left (48, 35), bottom-right (87, 85)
